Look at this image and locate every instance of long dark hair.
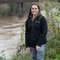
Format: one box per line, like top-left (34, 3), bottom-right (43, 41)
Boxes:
top-left (26, 2), bottom-right (42, 21)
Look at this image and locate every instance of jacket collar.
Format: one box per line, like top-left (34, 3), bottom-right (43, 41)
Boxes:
top-left (29, 15), bottom-right (33, 19)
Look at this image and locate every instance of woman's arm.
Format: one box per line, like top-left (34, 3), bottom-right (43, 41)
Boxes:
top-left (25, 21), bottom-right (29, 48)
top-left (37, 16), bottom-right (48, 47)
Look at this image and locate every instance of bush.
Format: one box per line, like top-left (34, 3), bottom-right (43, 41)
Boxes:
top-left (0, 50), bottom-right (6, 60)
top-left (44, 36), bottom-right (60, 60)
top-left (12, 52), bottom-right (32, 60)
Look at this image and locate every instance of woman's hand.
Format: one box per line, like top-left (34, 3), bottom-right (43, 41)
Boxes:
top-left (36, 45), bottom-right (40, 51)
top-left (26, 47), bottom-right (30, 51)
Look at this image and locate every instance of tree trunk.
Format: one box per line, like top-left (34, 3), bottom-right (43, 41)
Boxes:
top-left (58, 5), bottom-right (60, 39)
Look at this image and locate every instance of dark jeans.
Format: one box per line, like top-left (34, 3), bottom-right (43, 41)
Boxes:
top-left (30, 44), bottom-right (46, 60)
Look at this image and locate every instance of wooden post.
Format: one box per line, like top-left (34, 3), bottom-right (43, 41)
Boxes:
top-left (17, 3), bottom-right (23, 18)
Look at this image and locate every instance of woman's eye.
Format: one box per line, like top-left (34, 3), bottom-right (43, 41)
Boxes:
top-left (35, 8), bottom-right (37, 10)
top-left (31, 8), bottom-right (37, 10)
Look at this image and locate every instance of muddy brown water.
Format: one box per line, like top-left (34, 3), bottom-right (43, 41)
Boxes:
top-left (0, 17), bottom-right (26, 59)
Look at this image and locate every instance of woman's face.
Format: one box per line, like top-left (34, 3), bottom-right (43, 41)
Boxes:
top-left (31, 5), bottom-right (39, 16)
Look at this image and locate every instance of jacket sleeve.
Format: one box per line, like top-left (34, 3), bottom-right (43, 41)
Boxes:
top-left (25, 21), bottom-right (29, 48)
top-left (37, 16), bottom-right (48, 47)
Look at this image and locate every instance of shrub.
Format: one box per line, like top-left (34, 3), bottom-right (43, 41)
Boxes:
top-left (44, 36), bottom-right (60, 60)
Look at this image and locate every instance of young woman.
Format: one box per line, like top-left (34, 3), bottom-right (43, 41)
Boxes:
top-left (25, 2), bottom-right (48, 60)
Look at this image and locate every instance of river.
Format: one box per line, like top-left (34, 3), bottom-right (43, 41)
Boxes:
top-left (0, 17), bottom-right (26, 59)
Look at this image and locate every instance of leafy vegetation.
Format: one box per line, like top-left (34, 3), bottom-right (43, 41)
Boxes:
top-left (11, 52), bottom-right (32, 60)
top-left (0, 50), bottom-right (6, 60)
top-left (44, 36), bottom-right (60, 60)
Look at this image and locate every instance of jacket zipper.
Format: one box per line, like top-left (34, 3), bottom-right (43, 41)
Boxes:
top-left (32, 22), bottom-right (34, 35)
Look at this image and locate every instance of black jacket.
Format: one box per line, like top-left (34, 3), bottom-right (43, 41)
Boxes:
top-left (25, 16), bottom-right (48, 48)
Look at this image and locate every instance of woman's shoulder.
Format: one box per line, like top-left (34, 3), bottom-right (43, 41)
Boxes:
top-left (26, 18), bottom-right (31, 23)
top-left (41, 16), bottom-right (47, 21)
top-left (41, 16), bottom-right (46, 19)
